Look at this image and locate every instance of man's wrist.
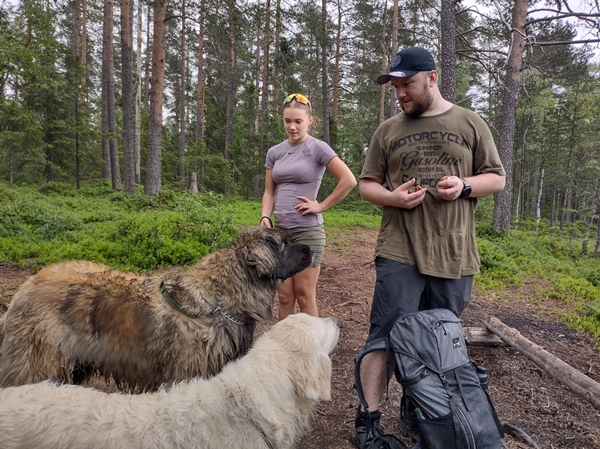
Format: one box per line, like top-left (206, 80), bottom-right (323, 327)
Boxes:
top-left (459, 178), bottom-right (472, 198)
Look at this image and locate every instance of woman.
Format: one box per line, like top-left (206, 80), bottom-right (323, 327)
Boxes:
top-left (260, 93), bottom-right (356, 319)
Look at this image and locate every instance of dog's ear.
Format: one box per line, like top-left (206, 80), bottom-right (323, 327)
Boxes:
top-left (296, 351), bottom-right (332, 401)
top-left (244, 235), bottom-right (280, 280)
top-left (277, 314), bottom-right (334, 401)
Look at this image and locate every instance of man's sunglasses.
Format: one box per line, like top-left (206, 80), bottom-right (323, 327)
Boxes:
top-left (283, 93), bottom-right (312, 114)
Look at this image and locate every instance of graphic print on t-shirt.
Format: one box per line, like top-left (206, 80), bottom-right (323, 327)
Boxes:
top-left (388, 129), bottom-right (471, 192)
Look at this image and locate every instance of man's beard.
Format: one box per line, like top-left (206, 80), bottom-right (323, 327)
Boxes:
top-left (401, 84), bottom-right (433, 117)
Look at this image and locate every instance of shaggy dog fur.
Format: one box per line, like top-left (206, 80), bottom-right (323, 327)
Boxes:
top-left (0, 227), bottom-right (313, 391)
top-left (0, 313), bottom-right (339, 449)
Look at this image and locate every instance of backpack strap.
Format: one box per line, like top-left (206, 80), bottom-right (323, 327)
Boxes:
top-left (439, 373), bottom-right (463, 449)
top-left (354, 336), bottom-right (389, 411)
top-left (483, 388), bottom-right (506, 438)
top-left (454, 367), bottom-right (471, 411)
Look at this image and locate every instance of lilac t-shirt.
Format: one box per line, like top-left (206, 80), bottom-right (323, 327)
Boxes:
top-left (265, 135), bottom-right (337, 229)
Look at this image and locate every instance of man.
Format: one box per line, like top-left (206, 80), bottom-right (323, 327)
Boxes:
top-left (351, 46), bottom-right (506, 449)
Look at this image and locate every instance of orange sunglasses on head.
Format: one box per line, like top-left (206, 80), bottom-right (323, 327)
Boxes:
top-left (283, 93), bottom-right (312, 114)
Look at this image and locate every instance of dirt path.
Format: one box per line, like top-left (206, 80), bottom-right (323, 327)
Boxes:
top-left (2, 226), bottom-right (600, 449)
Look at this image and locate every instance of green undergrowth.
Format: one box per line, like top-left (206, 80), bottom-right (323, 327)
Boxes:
top-left (475, 226), bottom-right (600, 345)
top-left (1, 181), bottom-right (599, 342)
top-left (0, 181), bottom-right (238, 271)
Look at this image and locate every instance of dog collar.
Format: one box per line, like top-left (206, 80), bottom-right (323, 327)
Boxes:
top-left (211, 283), bottom-right (246, 326)
top-left (160, 281), bottom-right (200, 319)
top-left (160, 281), bottom-right (245, 325)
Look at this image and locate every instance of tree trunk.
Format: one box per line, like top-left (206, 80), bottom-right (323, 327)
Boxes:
top-left (195, 0), bottom-right (205, 142)
top-left (582, 199), bottom-right (596, 256)
top-left (122, 0), bottom-right (136, 195)
top-left (145, 0), bottom-right (166, 196)
top-left (536, 166), bottom-right (544, 223)
top-left (179, 0), bottom-right (187, 190)
top-left (560, 87), bottom-right (581, 230)
top-left (224, 1), bottom-right (235, 194)
top-left (73, 0), bottom-right (82, 189)
top-left (440, 0), bottom-right (456, 103)
top-left (144, 3), bottom-right (152, 107)
top-left (135, 0), bottom-right (142, 184)
top-left (484, 315), bottom-right (600, 411)
top-left (332, 0), bottom-right (341, 121)
top-left (272, 0), bottom-right (282, 114)
top-left (195, 0), bottom-right (205, 188)
top-left (260, 0), bottom-right (271, 143)
top-left (378, 4), bottom-right (387, 125)
top-left (225, 2), bottom-right (235, 157)
top-left (81, 0), bottom-right (87, 92)
top-left (492, 0), bottom-right (529, 231)
top-left (101, 0), bottom-right (112, 181)
top-left (105, 0), bottom-right (121, 190)
top-left (321, 0), bottom-right (330, 145)
top-left (389, 0), bottom-right (398, 117)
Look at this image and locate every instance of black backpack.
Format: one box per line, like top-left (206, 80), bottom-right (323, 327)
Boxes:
top-left (354, 308), bottom-right (504, 449)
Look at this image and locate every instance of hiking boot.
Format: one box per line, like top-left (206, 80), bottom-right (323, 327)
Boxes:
top-left (351, 408), bottom-right (384, 449)
top-left (352, 408), bottom-right (407, 449)
top-left (351, 419), bottom-right (385, 449)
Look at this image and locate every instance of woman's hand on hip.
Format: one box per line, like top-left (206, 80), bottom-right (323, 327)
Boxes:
top-left (295, 196), bottom-right (323, 215)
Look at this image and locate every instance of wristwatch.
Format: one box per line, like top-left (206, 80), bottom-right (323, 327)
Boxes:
top-left (459, 178), bottom-right (472, 198)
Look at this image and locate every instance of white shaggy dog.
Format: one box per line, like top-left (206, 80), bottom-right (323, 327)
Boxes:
top-left (0, 313), bottom-right (339, 449)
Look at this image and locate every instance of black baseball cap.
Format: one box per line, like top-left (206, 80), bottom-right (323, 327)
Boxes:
top-left (377, 47), bottom-right (436, 85)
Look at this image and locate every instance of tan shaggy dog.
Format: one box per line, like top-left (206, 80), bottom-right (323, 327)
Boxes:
top-left (0, 227), bottom-right (313, 391)
top-left (0, 313), bottom-right (340, 449)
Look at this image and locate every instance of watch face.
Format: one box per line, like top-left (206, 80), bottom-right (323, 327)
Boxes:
top-left (461, 179), bottom-right (471, 198)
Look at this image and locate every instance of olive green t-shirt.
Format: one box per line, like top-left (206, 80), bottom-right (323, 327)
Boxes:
top-left (360, 105), bottom-right (505, 279)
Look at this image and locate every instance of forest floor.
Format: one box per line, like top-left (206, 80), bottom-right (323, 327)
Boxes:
top-left (1, 226), bottom-right (600, 449)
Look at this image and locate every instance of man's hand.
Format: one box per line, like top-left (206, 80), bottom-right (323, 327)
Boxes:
top-left (437, 176), bottom-right (463, 201)
top-left (390, 178), bottom-right (427, 209)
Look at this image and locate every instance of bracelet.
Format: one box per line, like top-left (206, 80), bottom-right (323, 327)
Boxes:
top-left (260, 216), bottom-right (274, 228)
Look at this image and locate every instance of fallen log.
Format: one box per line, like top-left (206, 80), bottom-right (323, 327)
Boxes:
top-left (463, 326), bottom-right (504, 346)
top-left (483, 315), bottom-right (600, 411)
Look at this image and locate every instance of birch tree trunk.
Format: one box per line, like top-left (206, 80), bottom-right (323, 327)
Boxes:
top-left (536, 166), bottom-right (544, 223)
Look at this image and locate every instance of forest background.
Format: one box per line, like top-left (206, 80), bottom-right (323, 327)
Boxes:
top-left (1, 0), bottom-right (600, 233)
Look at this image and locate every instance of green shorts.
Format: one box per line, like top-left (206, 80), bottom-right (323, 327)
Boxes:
top-left (275, 224), bottom-right (326, 268)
